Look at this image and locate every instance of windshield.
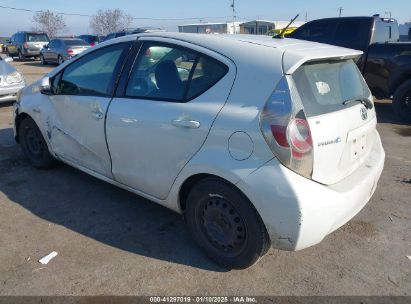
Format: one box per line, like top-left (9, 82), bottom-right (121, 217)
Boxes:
top-left (292, 59), bottom-right (371, 117)
top-left (27, 34), bottom-right (49, 42)
top-left (64, 39), bottom-right (89, 46)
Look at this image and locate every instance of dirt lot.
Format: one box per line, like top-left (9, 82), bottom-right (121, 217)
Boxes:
top-left (0, 59), bottom-right (410, 296)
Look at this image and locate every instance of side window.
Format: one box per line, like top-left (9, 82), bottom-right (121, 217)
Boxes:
top-left (334, 19), bottom-right (372, 50)
top-left (57, 43), bottom-right (129, 97)
top-left (126, 43), bottom-right (198, 101)
top-left (126, 43), bottom-right (228, 102)
top-left (291, 20), bottom-right (338, 44)
top-left (186, 56), bottom-right (228, 99)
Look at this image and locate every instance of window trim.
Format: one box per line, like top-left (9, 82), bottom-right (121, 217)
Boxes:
top-left (52, 41), bottom-right (134, 98)
top-left (122, 41), bottom-right (229, 103)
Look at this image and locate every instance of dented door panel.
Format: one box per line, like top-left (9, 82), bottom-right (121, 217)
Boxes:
top-left (47, 94), bottom-right (112, 177)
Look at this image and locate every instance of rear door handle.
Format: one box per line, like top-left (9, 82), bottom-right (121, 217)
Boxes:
top-left (172, 119), bottom-right (200, 129)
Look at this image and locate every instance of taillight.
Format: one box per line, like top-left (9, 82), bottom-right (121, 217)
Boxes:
top-left (23, 42), bottom-right (29, 49)
top-left (90, 42), bottom-right (95, 47)
top-left (67, 49), bottom-right (74, 54)
top-left (260, 76), bottom-right (313, 179)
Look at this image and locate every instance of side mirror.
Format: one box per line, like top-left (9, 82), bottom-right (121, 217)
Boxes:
top-left (44, 44), bottom-right (49, 49)
top-left (40, 77), bottom-right (52, 95)
top-left (4, 57), bottom-right (13, 63)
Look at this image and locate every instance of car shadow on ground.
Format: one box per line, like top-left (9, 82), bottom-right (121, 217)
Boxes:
top-left (0, 127), bottom-right (226, 272)
top-left (374, 100), bottom-right (411, 126)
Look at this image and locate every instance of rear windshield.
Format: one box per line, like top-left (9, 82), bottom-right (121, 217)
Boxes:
top-left (64, 39), bottom-right (89, 46)
top-left (81, 36), bottom-right (99, 43)
top-left (292, 59), bottom-right (370, 117)
top-left (27, 34), bottom-right (49, 42)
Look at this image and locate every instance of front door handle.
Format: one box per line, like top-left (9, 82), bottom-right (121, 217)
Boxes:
top-left (172, 119), bottom-right (200, 129)
top-left (92, 111), bottom-right (104, 120)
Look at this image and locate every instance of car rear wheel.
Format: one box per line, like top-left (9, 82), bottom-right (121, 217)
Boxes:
top-left (19, 117), bottom-right (58, 169)
top-left (393, 79), bottom-right (411, 122)
top-left (40, 54), bottom-right (47, 65)
top-left (185, 178), bottom-right (270, 269)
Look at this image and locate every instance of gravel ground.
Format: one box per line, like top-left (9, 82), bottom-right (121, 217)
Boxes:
top-left (0, 58), bottom-right (410, 296)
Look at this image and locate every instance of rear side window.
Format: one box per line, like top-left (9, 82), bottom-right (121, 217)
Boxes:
top-left (186, 56), bottom-right (228, 100)
top-left (126, 42), bottom-right (228, 102)
top-left (57, 43), bottom-right (129, 97)
top-left (292, 59), bottom-right (370, 117)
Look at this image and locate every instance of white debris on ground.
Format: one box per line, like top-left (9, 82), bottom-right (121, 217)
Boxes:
top-left (39, 251), bottom-right (58, 265)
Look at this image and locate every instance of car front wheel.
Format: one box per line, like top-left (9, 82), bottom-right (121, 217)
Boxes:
top-left (19, 117), bottom-right (58, 169)
top-left (185, 178), bottom-right (270, 269)
top-left (58, 55), bottom-right (64, 65)
top-left (40, 54), bottom-right (47, 65)
top-left (18, 50), bottom-right (25, 61)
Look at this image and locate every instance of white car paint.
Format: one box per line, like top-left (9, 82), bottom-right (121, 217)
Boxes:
top-left (14, 33), bottom-right (385, 252)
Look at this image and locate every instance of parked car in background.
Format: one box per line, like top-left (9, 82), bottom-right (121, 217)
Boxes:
top-left (14, 33), bottom-right (385, 269)
top-left (0, 56), bottom-right (25, 104)
top-left (288, 15), bottom-right (411, 121)
top-left (103, 27), bottom-right (164, 41)
top-left (6, 31), bottom-right (49, 61)
top-left (78, 35), bottom-right (100, 46)
top-left (40, 38), bottom-right (90, 65)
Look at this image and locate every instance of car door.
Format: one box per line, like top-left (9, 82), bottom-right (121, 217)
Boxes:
top-left (43, 40), bottom-right (55, 61)
top-left (107, 39), bottom-right (236, 199)
top-left (49, 40), bottom-right (60, 62)
top-left (46, 42), bottom-right (133, 177)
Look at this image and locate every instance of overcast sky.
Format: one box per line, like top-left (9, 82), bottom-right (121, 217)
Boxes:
top-left (0, 0), bottom-right (410, 36)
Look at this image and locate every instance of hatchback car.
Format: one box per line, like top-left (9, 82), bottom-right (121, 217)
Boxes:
top-left (6, 31), bottom-right (49, 61)
top-left (0, 56), bottom-right (25, 104)
top-left (40, 38), bottom-right (90, 65)
top-left (13, 33), bottom-right (385, 269)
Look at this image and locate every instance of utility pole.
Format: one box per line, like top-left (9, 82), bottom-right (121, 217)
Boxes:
top-left (305, 12), bottom-right (308, 22)
top-left (230, 0), bottom-right (236, 22)
top-left (385, 11), bottom-right (392, 18)
top-left (338, 7), bottom-right (344, 17)
top-left (229, 0), bottom-right (237, 34)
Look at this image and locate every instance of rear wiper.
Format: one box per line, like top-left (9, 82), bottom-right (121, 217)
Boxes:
top-left (342, 97), bottom-right (374, 110)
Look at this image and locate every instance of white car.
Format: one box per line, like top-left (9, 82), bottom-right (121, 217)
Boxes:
top-left (0, 56), bottom-right (25, 104)
top-left (13, 33), bottom-right (385, 269)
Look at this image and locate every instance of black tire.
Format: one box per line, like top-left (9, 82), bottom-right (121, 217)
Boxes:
top-left (393, 79), bottom-right (411, 122)
top-left (58, 55), bottom-right (64, 65)
top-left (19, 117), bottom-right (58, 169)
top-left (18, 49), bottom-right (25, 61)
top-left (40, 54), bottom-right (47, 65)
top-left (5, 48), bottom-right (10, 57)
top-left (185, 178), bottom-right (270, 269)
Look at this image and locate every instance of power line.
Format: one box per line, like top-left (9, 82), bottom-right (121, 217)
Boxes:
top-left (0, 4), bottom-right (234, 21)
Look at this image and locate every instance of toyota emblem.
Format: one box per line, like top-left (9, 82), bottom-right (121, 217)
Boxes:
top-left (360, 108), bottom-right (368, 121)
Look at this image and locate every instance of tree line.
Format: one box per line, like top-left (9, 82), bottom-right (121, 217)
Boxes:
top-left (32, 9), bottom-right (133, 38)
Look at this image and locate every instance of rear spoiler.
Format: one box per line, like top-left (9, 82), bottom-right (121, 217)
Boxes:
top-left (283, 44), bottom-right (363, 74)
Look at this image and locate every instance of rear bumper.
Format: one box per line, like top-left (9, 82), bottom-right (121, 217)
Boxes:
top-left (22, 49), bottom-right (41, 57)
top-left (237, 130), bottom-right (385, 251)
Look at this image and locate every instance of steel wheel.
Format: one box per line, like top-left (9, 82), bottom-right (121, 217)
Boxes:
top-left (200, 196), bottom-right (247, 256)
top-left (185, 178), bottom-right (270, 269)
top-left (19, 117), bottom-right (58, 169)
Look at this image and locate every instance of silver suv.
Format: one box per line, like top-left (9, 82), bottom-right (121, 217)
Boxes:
top-left (6, 31), bottom-right (50, 61)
